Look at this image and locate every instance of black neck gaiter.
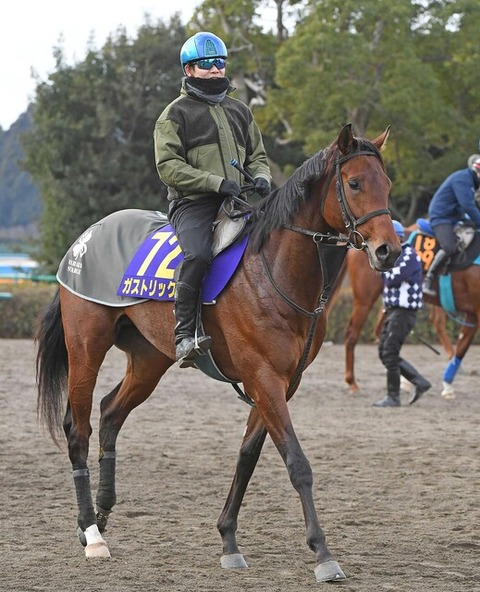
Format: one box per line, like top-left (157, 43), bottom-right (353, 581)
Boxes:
top-left (184, 76), bottom-right (231, 104)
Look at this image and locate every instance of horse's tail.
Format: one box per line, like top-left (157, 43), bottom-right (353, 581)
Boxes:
top-left (35, 289), bottom-right (68, 444)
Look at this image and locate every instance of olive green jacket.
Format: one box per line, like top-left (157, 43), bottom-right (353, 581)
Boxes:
top-left (154, 82), bottom-right (271, 201)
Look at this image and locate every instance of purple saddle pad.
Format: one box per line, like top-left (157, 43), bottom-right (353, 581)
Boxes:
top-left (117, 224), bottom-right (248, 302)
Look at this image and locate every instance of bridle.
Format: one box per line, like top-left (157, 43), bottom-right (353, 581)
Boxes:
top-left (284, 148), bottom-right (391, 250)
top-left (260, 147), bottom-right (391, 400)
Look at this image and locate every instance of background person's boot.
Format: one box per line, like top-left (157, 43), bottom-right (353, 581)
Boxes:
top-left (399, 359), bottom-right (431, 404)
top-left (373, 369), bottom-right (401, 407)
top-left (422, 249), bottom-right (447, 296)
top-left (174, 282), bottom-right (211, 368)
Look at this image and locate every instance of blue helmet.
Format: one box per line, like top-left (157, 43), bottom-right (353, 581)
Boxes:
top-left (180, 32), bottom-right (228, 73)
top-left (392, 219), bottom-right (405, 239)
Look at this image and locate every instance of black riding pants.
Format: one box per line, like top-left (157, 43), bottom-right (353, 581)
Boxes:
top-left (168, 195), bottom-right (224, 290)
top-left (378, 308), bottom-right (417, 372)
top-left (432, 222), bottom-right (457, 257)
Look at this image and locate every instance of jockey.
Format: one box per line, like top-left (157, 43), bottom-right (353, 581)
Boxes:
top-left (423, 155), bottom-right (480, 296)
top-left (154, 32), bottom-right (271, 368)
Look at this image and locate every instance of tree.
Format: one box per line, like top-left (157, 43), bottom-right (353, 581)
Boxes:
top-left (260, 0), bottom-right (480, 221)
top-left (23, 16), bottom-right (186, 270)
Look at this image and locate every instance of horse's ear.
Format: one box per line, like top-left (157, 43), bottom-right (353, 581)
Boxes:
top-left (371, 126), bottom-right (391, 151)
top-left (337, 123), bottom-right (357, 155)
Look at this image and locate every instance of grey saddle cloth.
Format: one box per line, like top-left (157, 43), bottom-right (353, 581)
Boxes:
top-left (57, 209), bottom-right (169, 306)
top-left (57, 205), bottom-right (247, 307)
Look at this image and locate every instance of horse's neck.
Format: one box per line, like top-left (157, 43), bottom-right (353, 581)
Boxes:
top-left (264, 225), bottom-right (324, 305)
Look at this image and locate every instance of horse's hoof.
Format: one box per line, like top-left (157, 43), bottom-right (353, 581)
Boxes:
top-left (85, 542), bottom-right (111, 558)
top-left (220, 553), bottom-right (248, 568)
top-left (83, 524), bottom-right (111, 558)
top-left (346, 382), bottom-right (359, 394)
top-left (314, 560), bottom-right (346, 582)
top-left (441, 382), bottom-right (456, 400)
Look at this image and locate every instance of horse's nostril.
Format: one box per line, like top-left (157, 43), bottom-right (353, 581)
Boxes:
top-left (375, 244), bottom-right (389, 262)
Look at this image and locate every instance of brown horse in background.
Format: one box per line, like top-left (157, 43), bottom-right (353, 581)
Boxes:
top-left (330, 248), bottom-right (455, 394)
top-left (35, 125), bottom-right (400, 583)
top-left (408, 224), bottom-right (479, 399)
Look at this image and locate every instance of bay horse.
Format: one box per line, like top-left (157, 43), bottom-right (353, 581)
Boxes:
top-left (35, 124), bottom-right (400, 583)
top-left (408, 223), bottom-right (479, 399)
top-left (334, 247), bottom-right (455, 394)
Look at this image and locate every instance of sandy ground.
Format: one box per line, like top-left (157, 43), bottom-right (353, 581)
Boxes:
top-left (1, 339), bottom-right (479, 592)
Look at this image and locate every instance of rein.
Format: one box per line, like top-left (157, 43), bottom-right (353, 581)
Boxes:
top-left (261, 242), bottom-right (347, 399)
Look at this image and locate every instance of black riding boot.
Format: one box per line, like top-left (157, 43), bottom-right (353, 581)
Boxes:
top-left (373, 369), bottom-right (401, 407)
top-left (174, 282), bottom-right (212, 368)
top-left (422, 249), bottom-right (447, 296)
top-left (399, 359), bottom-right (431, 405)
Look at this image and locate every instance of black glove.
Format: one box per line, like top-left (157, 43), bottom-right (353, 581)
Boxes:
top-left (219, 180), bottom-right (242, 197)
top-left (254, 177), bottom-right (271, 197)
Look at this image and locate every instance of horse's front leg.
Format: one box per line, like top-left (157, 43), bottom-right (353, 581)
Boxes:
top-left (252, 375), bottom-right (346, 582)
top-left (217, 408), bottom-right (267, 568)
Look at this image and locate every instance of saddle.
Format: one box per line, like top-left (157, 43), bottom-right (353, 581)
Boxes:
top-left (211, 196), bottom-right (251, 257)
top-left (410, 219), bottom-right (480, 273)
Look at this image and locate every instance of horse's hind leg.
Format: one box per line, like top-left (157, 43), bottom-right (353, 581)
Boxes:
top-left (430, 305), bottom-right (455, 359)
top-left (61, 305), bottom-right (116, 558)
top-left (344, 302), bottom-right (372, 393)
top-left (95, 326), bottom-right (171, 541)
top-left (217, 408), bottom-right (267, 568)
top-left (441, 314), bottom-right (477, 399)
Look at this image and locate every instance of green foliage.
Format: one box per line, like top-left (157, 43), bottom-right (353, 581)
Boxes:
top-left (22, 17), bottom-right (186, 271)
top-left (0, 283), bottom-right (57, 338)
top-left (261, 0), bottom-right (480, 222)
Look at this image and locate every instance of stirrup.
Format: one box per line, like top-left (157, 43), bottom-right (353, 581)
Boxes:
top-left (422, 281), bottom-right (437, 296)
top-left (176, 335), bottom-right (212, 368)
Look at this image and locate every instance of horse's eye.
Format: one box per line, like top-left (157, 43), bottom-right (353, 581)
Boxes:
top-left (348, 179), bottom-right (360, 191)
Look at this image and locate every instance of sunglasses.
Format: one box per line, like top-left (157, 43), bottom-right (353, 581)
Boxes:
top-left (192, 57), bottom-right (227, 70)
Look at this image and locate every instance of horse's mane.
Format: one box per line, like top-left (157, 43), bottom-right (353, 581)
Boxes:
top-left (248, 136), bottom-right (383, 252)
top-left (248, 148), bottom-right (329, 252)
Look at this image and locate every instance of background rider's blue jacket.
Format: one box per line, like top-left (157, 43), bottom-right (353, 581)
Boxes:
top-left (428, 167), bottom-right (480, 227)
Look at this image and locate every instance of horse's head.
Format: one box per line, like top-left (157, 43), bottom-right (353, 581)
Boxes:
top-left (323, 124), bottom-right (401, 272)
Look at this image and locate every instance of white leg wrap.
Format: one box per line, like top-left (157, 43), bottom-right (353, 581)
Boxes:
top-left (84, 524), bottom-right (111, 558)
top-left (441, 381), bottom-right (456, 400)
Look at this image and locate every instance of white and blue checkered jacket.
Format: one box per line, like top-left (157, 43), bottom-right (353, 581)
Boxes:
top-left (382, 243), bottom-right (423, 310)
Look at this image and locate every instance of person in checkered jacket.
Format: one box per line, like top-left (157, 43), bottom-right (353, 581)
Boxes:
top-left (373, 220), bottom-right (431, 408)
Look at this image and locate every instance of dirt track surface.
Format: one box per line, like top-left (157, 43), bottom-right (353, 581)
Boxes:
top-left (1, 339), bottom-right (479, 592)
